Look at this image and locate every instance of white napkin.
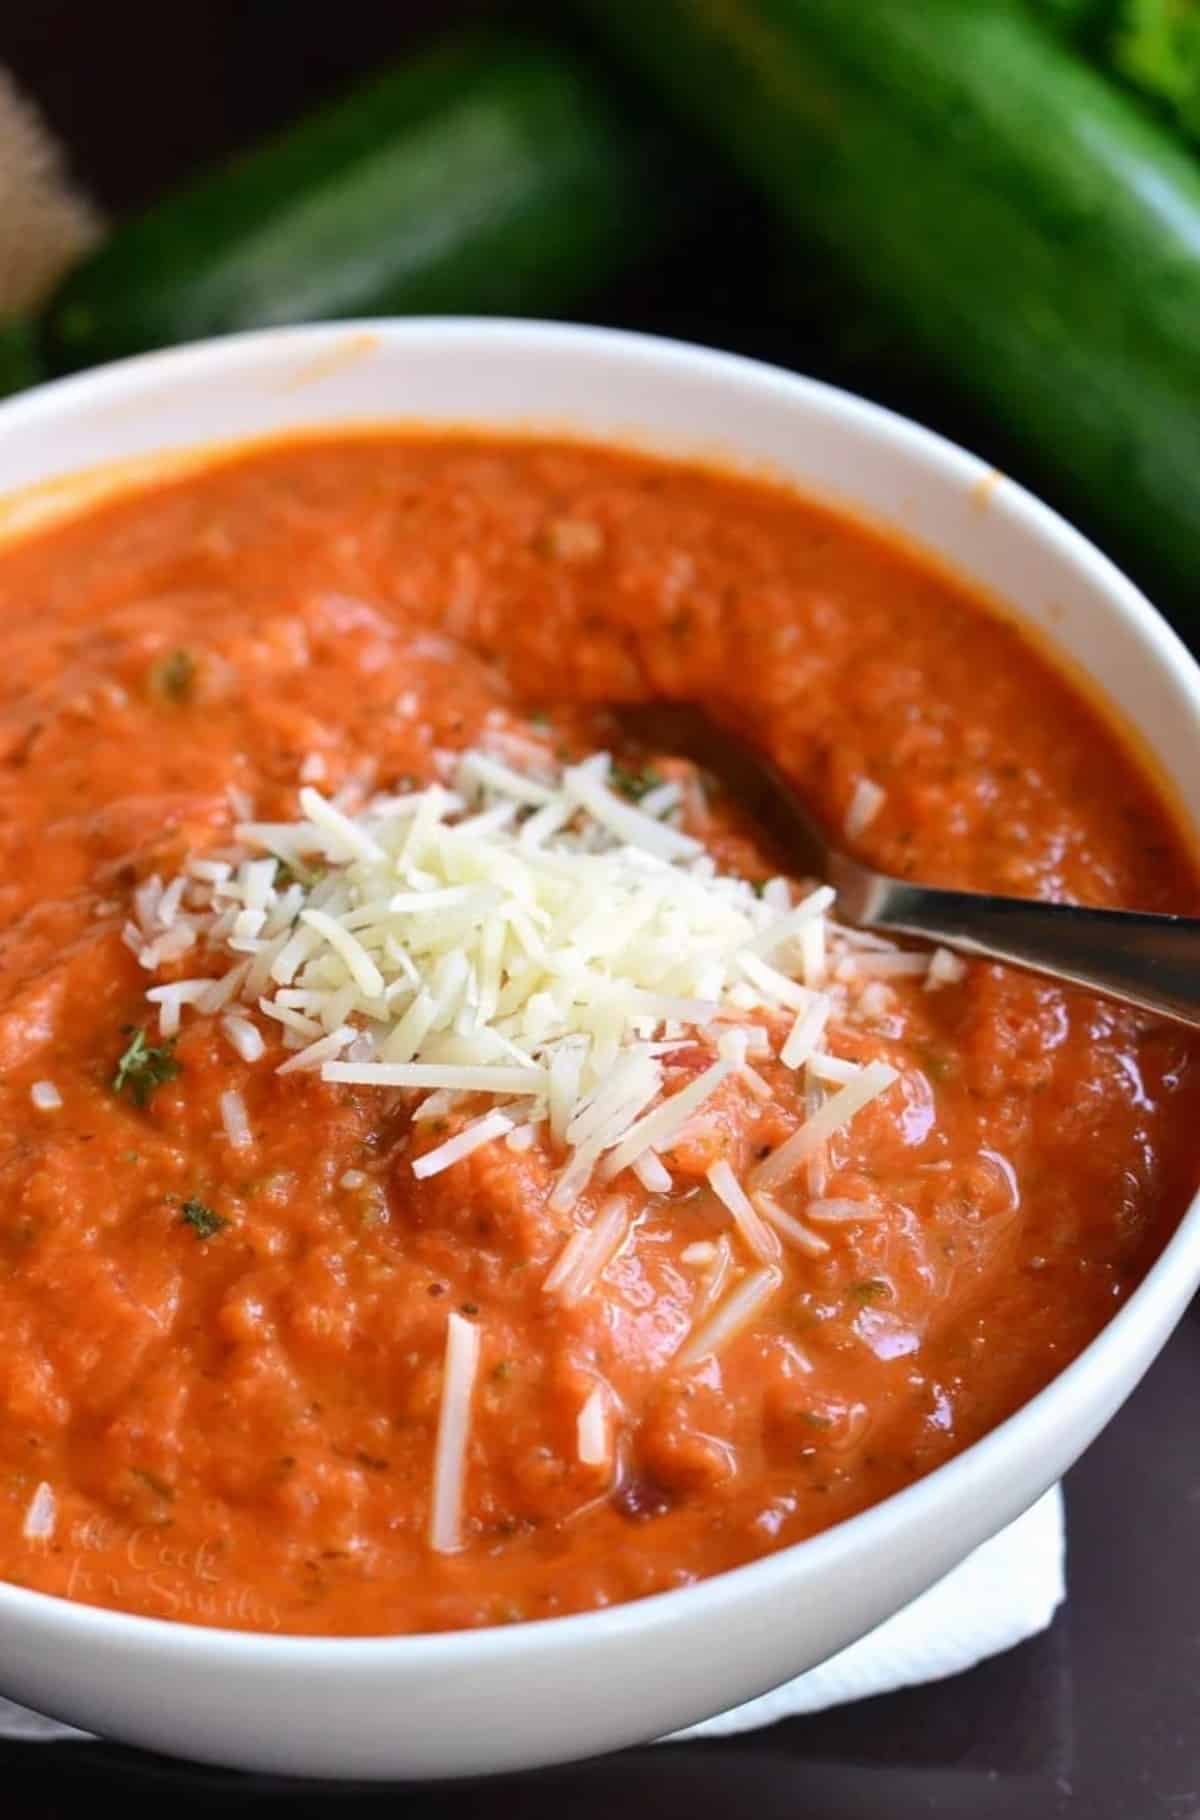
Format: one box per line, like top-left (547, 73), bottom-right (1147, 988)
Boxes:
top-left (0, 1486), bottom-right (1063, 1751)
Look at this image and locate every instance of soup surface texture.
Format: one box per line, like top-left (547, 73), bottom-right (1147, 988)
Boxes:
top-left (1, 435), bottom-right (1197, 1636)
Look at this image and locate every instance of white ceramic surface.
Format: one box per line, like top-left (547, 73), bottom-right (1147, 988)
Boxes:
top-left (0, 320), bottom-right (1197, 1781)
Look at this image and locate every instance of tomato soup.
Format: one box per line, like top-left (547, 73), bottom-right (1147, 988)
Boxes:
top-left (1, 434), bottom-right (1197, 1636)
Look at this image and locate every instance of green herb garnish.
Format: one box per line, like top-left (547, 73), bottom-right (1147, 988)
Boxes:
top-left (610, 764), bottom-right (663, 802)
top-left (132, 1467), bottom-right (175, 1502)
top-left (274, 857), bottom-right (324, 891)
top-left (916, 1042), bottom-right (955, 1082)
top-left (150, 648), bottom-right (196, 703)
top-left (181, 1198), bottom-right (228, 1240)
top-left (113, 1026), bottom-right (180, 1106)
top-left (849, 1278), bottom-right (892, 1306)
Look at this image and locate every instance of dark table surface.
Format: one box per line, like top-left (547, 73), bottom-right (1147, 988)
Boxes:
top-left (4, 6), bottom-right (1199, 1815)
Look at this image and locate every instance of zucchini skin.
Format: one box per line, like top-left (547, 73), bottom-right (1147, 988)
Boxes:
top-left (576, 0), bottom-right (1200, 601)
top-left (41, 34), bottom-right (697, 373)
top-left (0, 319), bottom-right (44, 399)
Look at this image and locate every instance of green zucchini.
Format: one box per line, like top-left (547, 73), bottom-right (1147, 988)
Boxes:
top-left (36, 32), bottom-right (699, 377)
top-left (1037, 0), bottom-right (1200, 149)
top-left (0, 319), bottom-right (42, 398)
top-left (575, 0), bottom-right (1200, 603)
top-left (1112, 0), bottom-right (1200, 129)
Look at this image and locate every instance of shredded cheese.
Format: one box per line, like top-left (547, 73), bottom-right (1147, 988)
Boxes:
top-left (780, 995), bottom-right (830, 1071)
top-left (429, 1312), bottom-right (480, 1555)
top-left (706, 1160), bottom-right (781, 1266)
top-left (218, 1088), bottom-right (252, 1151)
top-left (600, 1059), bottom-right (731, 1183)
top-left (926, 946), bottom-right (968, 989)
top-left (221, 1014), bottom-right (265, 1062)
top-left (838, 950), bottom-right (928, 980)
top-left (543, 1197), bottom-right (630, 1305)
top-left (632, 1149), bottom-right (673, 1193)
top-left (807, 1052), bottom-right (862, 1086)
top-left (807, 1195), bottom-right (886, 1225)
top-left (412, 1110), bottom-right (515, 1180)
top-left (676, 1265), bottom-right (782, 1368)
top-left (577, 1386), bottom-right (611, 1467)
top-left (752, 1060), bottom-right (899, 1191)
top-left (134, 746), bottom-right (939, 1384)
top-left (324, 1062), bottom-right (544, 1093)
top-left (690, 1233), bottom-right (735, 1330)
top-left (845, 776), bottom-right (886, 840)
top-left (22, 1481), bottom-right (56, 1542)
top-left (753, 1189), bottom-right (831, 1257)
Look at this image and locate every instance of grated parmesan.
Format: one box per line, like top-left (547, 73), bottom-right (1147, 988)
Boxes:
top-left (926, 946), bottom-right (968, 990)
top-left (807, 1195), bottom-right (886, 1225)
top-left (133, 747), bottom-right (938, 1389)
top-left (753, 1190), bottom-right (831, 1257)
top-left (845, 776), bottom-right (886, 840)
top-left (632, 1149), bottom-right (673, 1193)
top-left (219, 1088), bottom-right (252, 1151)
top-left (543, 1197), bottom-right (629, 1305)
top-left (752, 1060), bottom-right (899, 1192)
top-left (676, 1265), bottom-right (782, 1368)
top-left (577, 1386), bottom-right (611, 1467)
top-left (22, 1481), bottom-right (56, 1541)
top-left (429, 1312), bottom-right (480, 1555)
top-left (412, 1110), bottom-right (515, 1180)
top-left (221, 1014), bottom-right (265, 1062)
top-left (706, 1160), bottom-right (781, 1266)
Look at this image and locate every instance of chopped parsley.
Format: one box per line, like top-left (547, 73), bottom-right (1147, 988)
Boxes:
top-left (849, 1277), bottom-right (892, 1306)
top-left (113, 1026), bottom-right (180, 1106)
top-left (132, 1466), bottom-right (175, 1502)
top-left (916, 1041), bottom-right (955, 1082)
top-left (150, 648), bottom-right (196, 703)
top-left (610, 764), bottom-right (663, 803)
top-left (180, 1198), bottom-right (228, 1240)
top-left (275, 857), bottom-right (324, 891)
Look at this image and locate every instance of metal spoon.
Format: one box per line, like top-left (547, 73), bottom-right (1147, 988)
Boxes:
top-left (613, 701), bottom-right (1200, 1032)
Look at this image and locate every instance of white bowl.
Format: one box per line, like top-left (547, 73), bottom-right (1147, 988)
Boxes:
top-left (1, 320), bottom-right (1198, 1781)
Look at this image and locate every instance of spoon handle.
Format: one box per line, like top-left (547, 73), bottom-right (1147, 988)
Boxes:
top-left (857, 876), bottom-right (1200, 1030)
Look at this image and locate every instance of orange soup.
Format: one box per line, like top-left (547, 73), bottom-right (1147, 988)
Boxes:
top-left (1, 435), bottom-right (1197, 1635)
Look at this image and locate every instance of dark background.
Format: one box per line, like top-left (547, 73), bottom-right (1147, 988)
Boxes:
top-left (4, 6), bottom-right (1199, 1816)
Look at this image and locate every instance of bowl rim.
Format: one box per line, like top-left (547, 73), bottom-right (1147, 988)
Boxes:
top-left (2, 313), bottom-right (1198, 1673)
